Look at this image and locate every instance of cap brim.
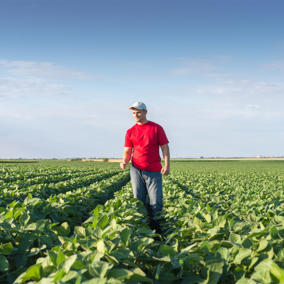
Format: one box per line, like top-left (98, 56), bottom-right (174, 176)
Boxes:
top-left (129, 106), bottom-right (144, 110)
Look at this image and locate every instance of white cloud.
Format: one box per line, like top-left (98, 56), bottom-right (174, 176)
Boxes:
top-left (187, 79), bottom-right (284, 100)
top-left (0, 77), bottom-right (73, 104)
top-left (171, 59), bottom-right (223, 75)
top-left (0, 60), bottom-right (101, 79)
top-left (261, 60), bottom-right (284, 72)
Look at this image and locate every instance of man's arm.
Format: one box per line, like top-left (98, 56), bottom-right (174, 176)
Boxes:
top-left (120, 147), bottom-right (132, 170)
top-left (160, 144), bottom-right (170, 175)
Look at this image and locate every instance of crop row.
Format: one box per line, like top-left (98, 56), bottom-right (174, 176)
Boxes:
top-left (0, 171), bottom-right (130, 282)
top-left (0, 169), bottom-right (108, 191)
top-left (12, 170), bottom-right (284, 284)
top-left (159, 173), bottom-right (284, 283)
top-left (0, 167), bottom-right (102, 183)
top-left (0, 170), bottom-right (121, 208)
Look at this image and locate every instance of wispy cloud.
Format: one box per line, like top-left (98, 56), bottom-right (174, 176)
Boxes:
top-left (0, 60), bottom-right (101, 80)
top-left (261, 60), bottom-right (284, 72)
top-left (171, 59), bottom-right (223, 75)
top-left (191, 80), bottom-right (284, 98)
top-left (0, 77), bottom-right (73, 104)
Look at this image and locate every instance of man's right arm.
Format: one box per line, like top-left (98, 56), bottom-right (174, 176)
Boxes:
top-left (120, 147), bottom-right (132, 169)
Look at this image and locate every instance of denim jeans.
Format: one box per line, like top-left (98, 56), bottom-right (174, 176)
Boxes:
top-left (130, 164), bottom-right (163, 231)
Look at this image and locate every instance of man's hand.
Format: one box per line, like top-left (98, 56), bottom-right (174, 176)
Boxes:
top-left (120, 161), bottom-right (127, 170)
top-left (161, 165), bottom-right (170, 175)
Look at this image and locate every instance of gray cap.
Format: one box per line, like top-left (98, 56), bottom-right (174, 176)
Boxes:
top-left (129, 102), bottom-right (147, 110)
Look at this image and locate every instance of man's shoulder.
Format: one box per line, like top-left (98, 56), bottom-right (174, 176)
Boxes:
top-left (148, 121), bottom-right (164, 130)
top-left (126, 124), bottom-right (137, 132)
top-left (148, 121), bottom-right (161, 127)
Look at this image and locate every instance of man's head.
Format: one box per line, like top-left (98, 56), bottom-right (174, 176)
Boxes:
top-left (129, 102), bottom-right (148, 124)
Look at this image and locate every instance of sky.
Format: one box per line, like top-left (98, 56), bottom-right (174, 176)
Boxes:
top-left (0, 0), bottom-right (284, 159)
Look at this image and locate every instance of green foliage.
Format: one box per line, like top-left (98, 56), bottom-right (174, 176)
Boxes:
top-left (2, 160), bottom-right (284, 283)
top-left (103, 158), bottom-right (109, 162)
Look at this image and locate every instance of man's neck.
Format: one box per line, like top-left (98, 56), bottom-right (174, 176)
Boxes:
top-left (137, 119), bottom-right (148, 125)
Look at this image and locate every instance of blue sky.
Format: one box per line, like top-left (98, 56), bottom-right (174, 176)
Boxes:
top-left (1, 0), bottom-right (284, 159)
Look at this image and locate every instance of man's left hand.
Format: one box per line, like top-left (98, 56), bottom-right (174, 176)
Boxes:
top-left (161, 166), bottom-right (170, 175)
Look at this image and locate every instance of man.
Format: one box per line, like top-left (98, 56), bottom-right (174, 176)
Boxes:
top-left (120, 102), bottom-right (170, 233)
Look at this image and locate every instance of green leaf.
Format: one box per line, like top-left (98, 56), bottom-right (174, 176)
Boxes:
top-left (234, 267), bottom-right (245, 281)
top-left (0, 255), bottom-right (9, 272)
top-left (88, 262), bottom-right (109, 278)
top-left (82, 279), bottom-right (107, 284)
top-left (91, 206), bottom-right (100, 216)
top-left (52, 222), bottom-right (70, 236)
top-left (18, 239), bottom-right (31, 255)
top-left (229, 233), bottom-right (241, 243)
top-left (207, 262), bottom-right (224, 284)
top-left (61, 271), bottom-right (79, 282)
top-left (127, 273), bottom-right (152, 282)
top-left (75, 275), bottom-right (82, 284)
top-left (204, 213), bottom-right (212, 223)
top-left (136, 228), bottom-right (153, 235)
top-left (107, 269), bottom-right (133, 280)
top-left (15, 255), bottom-right (28, 269)
top-left (19, 212), bottom-right (30, 227)
top-left (121, 228), bottom-right (131, 246)
top-left (0, 242), bottom-right (13, 255)
top-left (255, 259), bottom-right (274, 271)
top-left (242, 238), bottom-right (253, 249)
top-left (270, 225), bottom-right (280, 240)
top-left (277, 248), bottom-right (284, 261)
top-left (35, 220), bottom-right (47, 233)
top-left (155, 263), bottom-right (161, 280)
top-left (53, 267), bottom-right (66, 281)
top-left (216, 247), bottom-right (228, 261)
top-left (236, 278), bottom-right (257, 284)
top-left (23, 223), bottom-right (37, 231)
top-left (256, 239), bottom-right (268, 252)
top-left (14, 208), bottom-right (25, 219)
top-left (248, 257), bottom-right (259, 271)
top-left (28, 247), bottom-right (41, 257)
top-left (23, 232), bottom-right (38, 242)
top-left (73, 260), bottom-right (84, 270)
top-left (74, 226), bottom-right (86, 238)
top-left (181, 272), bottom-right (205, 284)
top-left (58, 255), bottom-right (77, 273)
top-left (57, 251), bottom-right (65, 266)
top-left (193, 217), bottom-right (204, 230)
top-left (251, 270), bottom-right (272, 283)
top-left (184, 253), bottom-right (203, 264)
top-left (21, 263), bottom-right (42, 282)
top-left (39, 235), bottom-right (53, 249)
top-left (97, 240), bottom-right (107, 253)
top-left (212, 216), bottom-right (226, 228)
top-left (234, 248), bottom-right (252, 264)
top-left (48, 250), bottom-right (58, 266)
top-left (270, 261), bottom-right (284, 283)
top-left (5, 210), bottom-right (13, 219)
top-left (159, 244), bottom-right (176, 257)
top-left (97, 215), bottom-right (109, 230)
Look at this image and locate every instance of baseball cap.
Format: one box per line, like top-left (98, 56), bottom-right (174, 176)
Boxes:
top-left (129, 102), bottom-right (147, 110)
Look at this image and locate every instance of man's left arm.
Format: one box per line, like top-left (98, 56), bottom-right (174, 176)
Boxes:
top-left (161, 144), bottom-right (170, 175)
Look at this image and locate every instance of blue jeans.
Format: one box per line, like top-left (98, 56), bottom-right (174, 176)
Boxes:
top-left (130, 164), bottom-right (163, 230)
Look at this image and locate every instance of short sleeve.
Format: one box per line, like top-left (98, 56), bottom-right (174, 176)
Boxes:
top-left (157, 126), bottom-right (169, 146)
top-left (124, 130), bottom-right (133, 147)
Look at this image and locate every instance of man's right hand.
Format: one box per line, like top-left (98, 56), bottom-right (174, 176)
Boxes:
top-left (120, 161), bottom-right (127, 170)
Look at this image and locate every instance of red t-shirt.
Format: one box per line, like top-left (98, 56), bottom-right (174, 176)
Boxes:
top-left (124, 121), bottom-right (169, 171)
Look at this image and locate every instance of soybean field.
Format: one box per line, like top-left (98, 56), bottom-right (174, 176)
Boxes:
top-left (1, 160), bottom-right (284, 284)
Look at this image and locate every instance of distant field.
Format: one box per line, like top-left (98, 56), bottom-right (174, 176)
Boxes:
top-left (0, 160), bottom-right (38, 163)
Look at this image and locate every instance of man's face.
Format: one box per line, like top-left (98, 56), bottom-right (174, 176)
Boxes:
top-left (132, 109), bottom-right (147, 122)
